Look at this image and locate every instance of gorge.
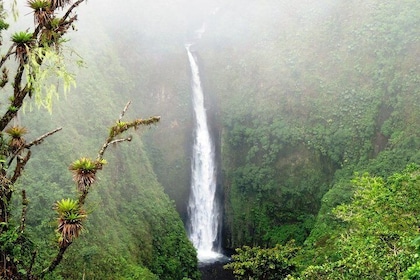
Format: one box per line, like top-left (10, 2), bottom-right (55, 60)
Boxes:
top-left (2, 0), bottom-right (419, 279)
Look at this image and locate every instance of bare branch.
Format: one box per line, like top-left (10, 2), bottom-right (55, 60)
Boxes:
top-left (0, 64), bottom-right (26, 131)
top-left (44, 104), bottom-right (159, 277)
top-left (7, 127), bottom-right (62, 167)
top-left (118, 101), bottom-right (131, 122)
top-left (0, 44), bottom-right (16, 68)
top-left (108, 137), bottom-right (133, 145)
top-left (95, 137), bottom-right (133, 163)
top-left (25, 127), bottom-right (62, 149)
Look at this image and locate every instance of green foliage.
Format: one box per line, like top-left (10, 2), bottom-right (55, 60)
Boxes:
top-left (0, 1), bottom-right (199, 279)
top-left (0, 19), bottom-right (9, 31)
top-left (27, 0), bottom-right (51, 10)
top-left (224, 119), bottom-right (334, 246)
top-left (69, 157), bottom-right (98, 172)
top-left (11, 31), bottom-right (33, 44)
top-left (146, 196), bottom-right (200, 280)
top-left (198, 0), bottom-right (420, 254)
top-left (54, 198), bottom-right (79, 214)
top-left (299, 165), bottom-right (420, 279)
top-left (118, 264), bottom-right (158, 280)
top-left (26, 46), bottom-right (77, 112)
top-left (405, 262), bottom-right (420, 280)
top-left (224, 241), bottom-right (299, 280)
top-left (5, 126), bottom-right (27, 138)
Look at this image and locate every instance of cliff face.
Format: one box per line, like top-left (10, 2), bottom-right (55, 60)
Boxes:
top-left (194, 0), bottom-right (419, 248)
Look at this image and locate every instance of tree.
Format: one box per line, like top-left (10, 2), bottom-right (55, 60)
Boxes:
top-left (300, 164), bottom-right (420, 279)
top-left (224, 241), bottom-right (299, 280)
top-left (0, 1), bottom-right (160, 279)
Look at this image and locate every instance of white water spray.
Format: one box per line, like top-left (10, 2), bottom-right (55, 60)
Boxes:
top-left (186, 44), bottom-right (222, 262)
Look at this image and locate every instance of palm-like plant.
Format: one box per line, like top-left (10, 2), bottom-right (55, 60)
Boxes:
top-left (5, 126), bottom-right (27, 151)
top-left (28, 0), bottom-right (52, 26)
top-left (54, 198), bottom-right (86, 247)
top-left (69, 157), bottom-right (100, 191)
top-left (11, 31), bottom-right (33, 61)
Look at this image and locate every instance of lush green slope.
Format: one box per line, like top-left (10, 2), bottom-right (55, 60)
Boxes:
top-left (14, 0), bottom-right (417, 278)
top-left (98, 0), bottom-right (420, 255)
top-left (188, 0), bottom-right (419, 250)
top-left (8, 3), bottom-right (201, 278)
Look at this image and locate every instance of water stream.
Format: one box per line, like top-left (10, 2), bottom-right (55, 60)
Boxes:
top-left (186, 44), bottom-right (223, 263)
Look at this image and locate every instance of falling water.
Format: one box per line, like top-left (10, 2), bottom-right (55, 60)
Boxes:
top-left (186, 44), bottom-right (222, 262)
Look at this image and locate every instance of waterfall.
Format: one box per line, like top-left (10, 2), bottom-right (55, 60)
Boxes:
top-left (186, 45), bottom-right (222, 262)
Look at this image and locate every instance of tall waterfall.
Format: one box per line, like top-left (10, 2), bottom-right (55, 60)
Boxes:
top-left (186, 45), bottom-right (222, 262)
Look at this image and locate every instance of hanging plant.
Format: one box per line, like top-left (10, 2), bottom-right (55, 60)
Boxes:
top-left (54, 198), bottom-right (86, 247)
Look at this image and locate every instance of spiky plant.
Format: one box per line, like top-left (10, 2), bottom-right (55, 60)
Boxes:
top-left (5, 126), bottom-right (27, 151)
top-left (11, 31), bottom-right (33, 61)
top-left (69, 157), bottom-right (99, 191)
top-left (28, 0), bottom-right (52, 26)
top-left (11, 31), bottom-right (33, 44)
top-left (0, 19), bottom-right (9, 31)
top-left (54, 198), bottom-right (86, 246)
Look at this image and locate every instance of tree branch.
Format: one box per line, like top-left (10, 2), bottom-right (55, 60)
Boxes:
top-left (8, 127), bottom-right (62, 167)
top-left (25, 127), bottom-right (63, 149)
top-left (39, 244), bottom-right (70, 278)
top-left (27, 250), bottom-right (37, 279)
top-left (19, 190), bottom-right (28, 234)
top-left (61, 0), bottom-right (85, 23)
top-left (0, 44), bottom-right (16, 68)
top-left (11, 151), bottom-right (31, 184)
top-left (96, 102), bottom-right (160, 161)
top-left (118, 101), bottom-right (131, 122)
top-left (0, 64), bottom-right (26, 131)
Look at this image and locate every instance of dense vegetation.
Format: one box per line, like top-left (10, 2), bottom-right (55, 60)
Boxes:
top-left (0, 0), bottom-right (200, 279)
top-left (1, 0), bottom-right (418, 279)
top-left (199, 0), bottom-right (420, 249)
top-left (225, 165), bottom-right (420, 278)
top-left (202, 0), bottom-right (420, 278)
top-left (107, 0), bottom-right (418, 278)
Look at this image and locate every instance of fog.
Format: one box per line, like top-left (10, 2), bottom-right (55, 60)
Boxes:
top-left (68, 0), bottom-right (344, 51)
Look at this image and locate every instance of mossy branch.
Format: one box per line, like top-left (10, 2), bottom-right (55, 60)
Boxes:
top-left (97, 102), bottom-right (160, 162)
top-left (78, 102), bottom-right (159, 204)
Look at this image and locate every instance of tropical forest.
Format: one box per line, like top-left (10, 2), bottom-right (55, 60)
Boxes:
top-left (0, 0), bottom-right (419, 279)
